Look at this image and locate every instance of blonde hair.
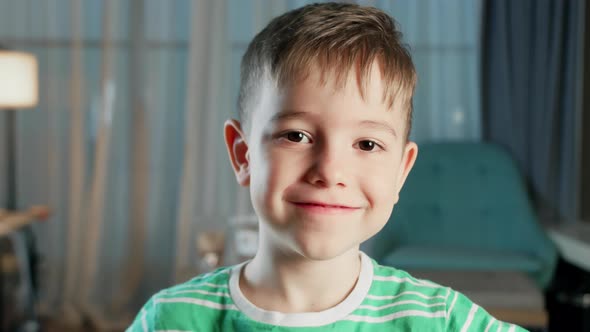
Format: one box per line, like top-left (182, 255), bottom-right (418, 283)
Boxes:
top-left (238, 2), bottom-right (417, 140)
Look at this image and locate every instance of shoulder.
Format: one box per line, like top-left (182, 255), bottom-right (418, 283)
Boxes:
top-left (155, 265), bottom-right (236, 311)
top-left (351, 260), bottom-right (449, 329)
top-left (365, 261), bottom-right (528, 331)
top-left (370, 261), bottom-right (452, 302)
top-left (161, 265), bottom-right (234, 296)
top-left (126, 266), bottom-right (238, 331)
top-left (445, 289), bottom-right (528, 331)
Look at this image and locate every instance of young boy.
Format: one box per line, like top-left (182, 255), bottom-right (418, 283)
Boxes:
top-left (129, 3), bottom-right (527, 331)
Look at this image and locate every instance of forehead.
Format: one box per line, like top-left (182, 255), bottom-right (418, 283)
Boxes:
top-left (248, 62), bottom-right (406, 135)
top-left (279, 60), bottom-right (390, 108)
top-left (244, 60), bottom-right (409, 141)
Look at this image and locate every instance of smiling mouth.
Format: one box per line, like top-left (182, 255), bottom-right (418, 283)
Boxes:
top-left (291, 202), bottom-right (361, 214)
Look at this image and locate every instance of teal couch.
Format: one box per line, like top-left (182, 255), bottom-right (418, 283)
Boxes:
top-left (370, 142), bottom-right (557, 289)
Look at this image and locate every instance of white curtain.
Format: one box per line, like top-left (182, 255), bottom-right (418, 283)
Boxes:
top-left (0, 0), bottom-right (481, 329)
top-left (0, 0), bottom-right (237, 330)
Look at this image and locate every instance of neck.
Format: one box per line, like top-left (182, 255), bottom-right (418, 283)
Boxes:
top-left (240, 243), bottom-right (362, 313)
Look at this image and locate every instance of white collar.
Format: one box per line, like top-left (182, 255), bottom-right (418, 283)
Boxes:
top-left (228, 251), bottom-right (373, 327)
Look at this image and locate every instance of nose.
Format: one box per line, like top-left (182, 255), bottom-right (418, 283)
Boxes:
top-left (303, 142), bottom-right (347, 188)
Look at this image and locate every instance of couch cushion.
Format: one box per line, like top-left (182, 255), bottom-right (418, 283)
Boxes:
top-left (382, 246), bottom-right (542, 273)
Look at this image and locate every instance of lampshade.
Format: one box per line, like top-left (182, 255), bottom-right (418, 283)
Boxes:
top-left (0, 51), bottom-right (39, 109)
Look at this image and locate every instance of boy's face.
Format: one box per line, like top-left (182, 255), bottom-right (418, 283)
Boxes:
top-left (225, 62), bottom-right (417, 260)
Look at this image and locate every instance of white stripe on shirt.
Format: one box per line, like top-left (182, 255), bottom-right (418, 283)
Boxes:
top-left (447, 291), bottom-right (459, 318)
top-left (173, 282), bottom-right (228, 291)
top-left (358, 300), bottom-right (446, 311)
top-left (141, 309), bottom-right (148, 332)
top-left (366, 291), bottom-right (447, 301)
top-left (156, 297), bottom-right (238, 310)
top-left (373, 275), bottom-right (441, 288)
top-left (164, 289), bottom-right (230, 297)
top-left (346, 309), bottom-right (446, 323)
top-left (461, 304), bottom-right (479, 332)
top-left (484, 318), bottom-right (496, 332)
top-left (189, 269), bottom-right (230, 281)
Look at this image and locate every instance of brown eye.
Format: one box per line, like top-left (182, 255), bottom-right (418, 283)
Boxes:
top-left (284, 131), bottom-right (311, 143)
top-left (358, 140), bottom-right (376, 151)
top-left (287, 132), bottom-right (304, 142)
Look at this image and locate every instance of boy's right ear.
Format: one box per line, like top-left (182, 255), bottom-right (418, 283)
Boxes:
top-left (224, 119), bottom-right (250, 186)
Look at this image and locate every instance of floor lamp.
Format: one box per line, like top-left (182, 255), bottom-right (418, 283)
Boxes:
top-left (0, 48), bottom-right (40, 331)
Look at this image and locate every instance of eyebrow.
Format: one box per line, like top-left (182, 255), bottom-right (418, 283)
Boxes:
top-left (271, 110), bottom-right (311, 122)
top-left (359, 120), bottom-right (397, 138)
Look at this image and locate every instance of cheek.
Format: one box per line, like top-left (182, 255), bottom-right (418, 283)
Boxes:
top-left (371, 182), bottom-right (397, 219)
top-left (363, 157), bottom-right (402, 196)
top-left (360, 159), bottom-right (401, 227)
top-left (248, 149), bottom-right (271, 212)
top-left (363, 174), bottom-right (397, 235)
top-left (249, 149), bottom-right (302, 212)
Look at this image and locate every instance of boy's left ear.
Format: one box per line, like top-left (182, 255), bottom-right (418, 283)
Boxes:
top-left (393, 141), bottom-right (418, 203)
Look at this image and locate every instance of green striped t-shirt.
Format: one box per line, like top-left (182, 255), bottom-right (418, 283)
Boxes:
top-left (127, 252), bottom-right (528, 331)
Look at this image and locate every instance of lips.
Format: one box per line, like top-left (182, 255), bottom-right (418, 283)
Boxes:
top-left (292, 201), bottom-right (357, 209)
top-left (288, 200), bottom-right (362, 215)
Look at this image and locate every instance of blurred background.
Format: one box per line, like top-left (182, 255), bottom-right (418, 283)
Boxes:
top-left (0, 0), bottom-right (588, 331)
